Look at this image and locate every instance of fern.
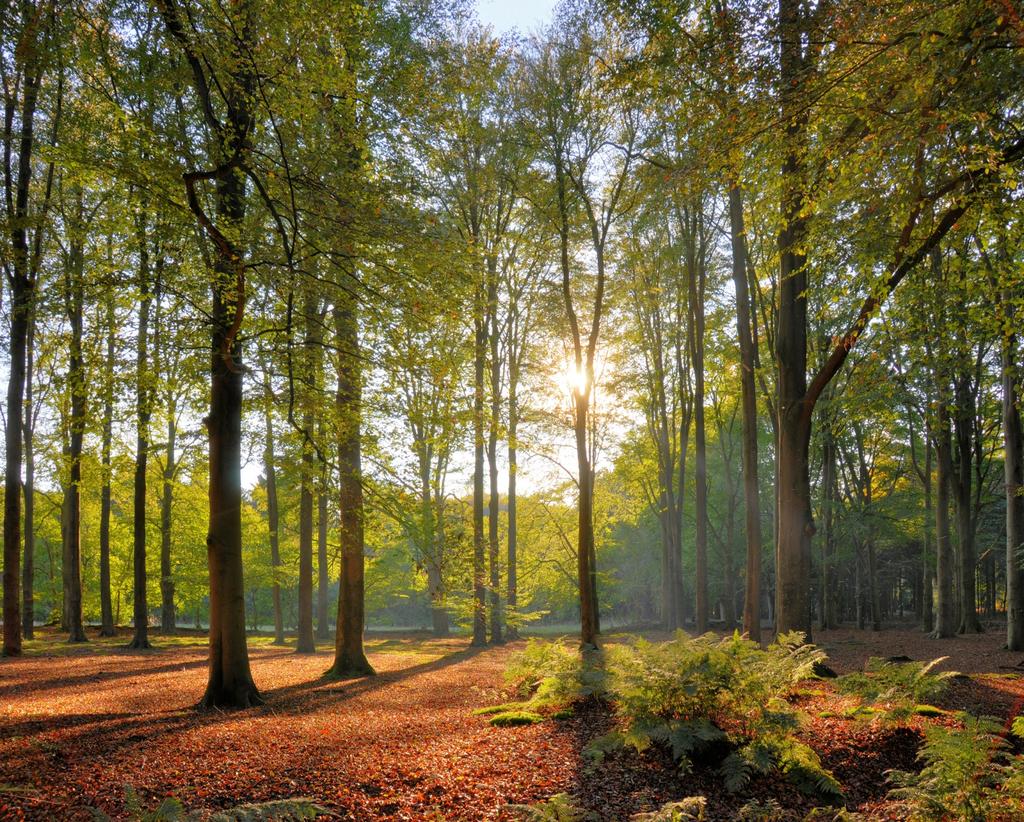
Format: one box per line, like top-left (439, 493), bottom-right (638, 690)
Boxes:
top-left (629, 796), bottom-right (706, 821)
top-left (580, 631), bottom-right (841, 802)
top-left (836, 657), bottom-right (956, 722)
top-left (887, 712), bottom-right (1024, 821)
top-left (505, 792), bottom-right (590, 821)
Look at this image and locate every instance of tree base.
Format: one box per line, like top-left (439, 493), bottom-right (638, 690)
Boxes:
top-left (98, 627), bottom-right (116, 638)
top-left (295, 642), bottom-right (316, 654)
top-left (125, 636), bottom-right (152, 650)
top-left (1, 646), bottom-right (23, 658)
top-left (68, 630), bottom-right (88, 643)
top-left (197, 683), bottom-right (263, 710)
top-left (324, 655), bottom-right (375, 680)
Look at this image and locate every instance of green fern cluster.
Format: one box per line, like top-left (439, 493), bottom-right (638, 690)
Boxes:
top-left (835, 657), bottom-right (955, 722)
top-left (502, 637), bottom-right (601, 709)
top-left (89, 788), bottom-right (325, 822)
top-left (588, 631), bottom-right (842, 802)
top-left (505, 792), bottom-right (589, 821)
top-left (887, 712), bottom-right (1024, 821)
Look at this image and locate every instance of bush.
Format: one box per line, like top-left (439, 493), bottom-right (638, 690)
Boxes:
top-left (505, 793), bottom-right (588, 821)
top-left (887, 711), bottom-right (1024, 821)
top-left (589, 631), bottom-right (842, 802)
top-left (836, 658), bottom-right (955, 722)
top-left (503, 638), bottom-right (597, 709)
top-left (488, 710), bottom-right (545, 727)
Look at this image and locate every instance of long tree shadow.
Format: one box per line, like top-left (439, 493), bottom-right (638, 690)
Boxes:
top-left (0, 640), bottom-right (492, 777)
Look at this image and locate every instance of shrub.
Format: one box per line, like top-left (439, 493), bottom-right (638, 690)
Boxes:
top-left (589, 631), bottom-right (842, 802)
top-left (503, 638), bottom-right (599, 709)
top-left (505, 793), bottom-right (589, 821)
top-left (836, 657), bottom-right (955, 722)
top-left (887, 711), bottom-right (1024, 821)
top-left (630, 797), bottom-right (706, 820)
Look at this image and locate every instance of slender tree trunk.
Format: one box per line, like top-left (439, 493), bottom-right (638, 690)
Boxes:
top-left (690, 268), bottom-right (708, 635)
top-left (729, 185), bottom-right (763, 643)
top-left (1003, 313), bottom-right (1024, 649)
top-left (262, 371), bottom-right (285, 645)
top-left (99, 296), bottom-right (116, 636)
top-left (128, 215), bottom-right (153, 650)
top-left (953, 371), bottom-right (982, 633)
top-left (297, 425), bottom-right (316, 652)
top-left (471, 301), bottom-right (488, 646)
top-left (933, 404), bottom-right (957, 637)
top-left (326, 295), bottom-right (374, 678)
top-left (487, 263), bottom-right (503, 644)
top-left (63, 221), bottom-right (87, 644)
top-left (575, 389), bottom-right (598, 647)
top-left (820, 421), bottom-right (837, 630)
top-left (506, 376), bottom-right (519, 640)
top-left (160, 409), bottom-right (177, 633)
top-left (317, 485), bottom-right (330, 641)
top-left (22, 303), bottom-right (37, 639)
top-left (922, 432), bottom-right (934, 633)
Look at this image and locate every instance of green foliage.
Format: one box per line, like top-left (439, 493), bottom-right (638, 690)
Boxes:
top-left (630, 797), bottom-right (706, 821)
top-left (502, 638), bottom-right (602, 709)
top-left (488, 710), bottom-right (545, 727)
top-left (89, 788), bottom-right (324, 822)
top-left (836, 658), bottom-right (956, 722)
top-left (585, 631), bottom-right (841, 801)
top-left (505, 793), bottom-right (589, 821)
top-left (736, 799), bottom-right (782, 821)
top-left (887, 712), bottom-right (1024, 821)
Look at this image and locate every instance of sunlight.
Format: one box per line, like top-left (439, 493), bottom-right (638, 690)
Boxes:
top-left (559, 360), bottom-right (589, 397)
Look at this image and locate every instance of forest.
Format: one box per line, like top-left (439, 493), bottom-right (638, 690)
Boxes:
top-left (1, 0), bottom-right (1023, 819)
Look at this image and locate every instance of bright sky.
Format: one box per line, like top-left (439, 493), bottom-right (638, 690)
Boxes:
top-left (475, 0), bottom-right (557, 34)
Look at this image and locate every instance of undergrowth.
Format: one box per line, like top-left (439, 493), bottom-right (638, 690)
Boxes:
top-left (886, 711), bottom-right (1024, 821)
top-left (835, 657), bottom-right (956, 723)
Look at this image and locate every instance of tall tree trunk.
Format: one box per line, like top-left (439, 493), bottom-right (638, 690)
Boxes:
top-left (574, 389), bottom-right (598, 647)
top-left (820, 419), bottom-right (837, 630)
top-left (953, 370), bottom-right (982, 633)
top-left (262, 370), bottom-right (285, 645)
top-left (160, 409), bottom-right (177, 633)
top-left (689, 254), bottom-right (708, 635)
top-left (774, 0), bottom-right (813, 638)
top-left (296, 294), bottom-right (320, 654)
top-left (1003, 308), bottom-right (1024, 650)
top-left (933, 403), bottom-right (956, 637)
top-left (471, 299), bottom-right (488, 646)
top-left (326, 295), bottom-right (374, 678)
top-left (729, 185), bottom-right (763, 643)
top-left (128, 214), bottom-right (153, 650)
top-left (922, 431), bottom-right (934, 633)
top-left (22, 301), bottom-right (37, 639)
top-left (487, 259), bottom-right (502, 644)
top-left (3, 63), bottom-right (47, 658)
top-left (317, 484), bottom-right (330, 641)
top-left (63, 217), bottom-right (87, 644)
top-left (99, 294), bottom-right (116, 636)
top-left (506, 380), bottom-right (519, 640)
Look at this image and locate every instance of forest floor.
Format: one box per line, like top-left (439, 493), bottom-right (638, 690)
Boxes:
top-left (0, 624), bottom-right (1022, 821)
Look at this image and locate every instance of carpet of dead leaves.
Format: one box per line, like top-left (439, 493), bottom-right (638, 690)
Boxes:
top-left (0, 624), bottom-right (1022, 821)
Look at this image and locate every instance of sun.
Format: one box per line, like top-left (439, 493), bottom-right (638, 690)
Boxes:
top-left (559, 360), bottom-right (589, 397)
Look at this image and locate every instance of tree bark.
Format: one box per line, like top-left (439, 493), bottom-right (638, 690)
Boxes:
top-left (296, 293), bottom-right (321, 654)
top-left (952, 367), bottom-right (982, 633)
top-left (728, 185), bottom-right (764, 642)
top-left (63, 209), bottom-right (87, 644)
top-left (22, 300), bottom-right (37, 639)
top-left (326, 295), bottom-right (374, 678)
top-left (1003, 302), bottom-right (1024, 650)
top-left (262, 370), bottom-right (285, 645)
top-left (317, 485), bottom-right (330, 641)
top-left (471, 294), bottom-right (488, 646)
top-left (99, 293), bottom-right (116, 636)
top-left (128, 211), bottom-right (153, 650)
top-left (487, 257), bottom-right (503, 644)
top-left (160, 409), bottom-right (177, 633)
top-left (774, 0), bottom-right (813, 638)
top-left (933, 402), bottom-right (957, 637)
